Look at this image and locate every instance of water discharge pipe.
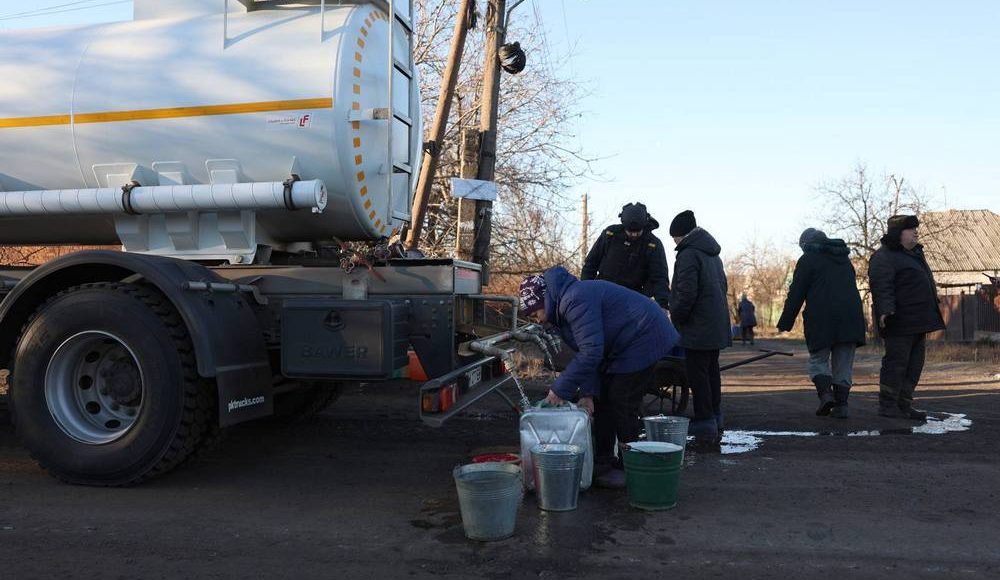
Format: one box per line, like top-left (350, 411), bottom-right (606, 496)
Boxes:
top-left (0, 180), bottom-right (327, 216)
top-left (466, 323), bottom-right (561, 410)
top-left (467, 340), bottom-right (530, 410)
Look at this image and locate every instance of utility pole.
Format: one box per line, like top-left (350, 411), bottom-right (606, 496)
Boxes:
top-left (405, 0), bottom-right (475, 251)
top-left (471, 0), bottom-right (509, 285)
top-left (455, 128), bottom-right (480, 261)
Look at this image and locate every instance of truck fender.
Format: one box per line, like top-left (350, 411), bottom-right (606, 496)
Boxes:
top-left (0, 251), bottom-right (272, 425)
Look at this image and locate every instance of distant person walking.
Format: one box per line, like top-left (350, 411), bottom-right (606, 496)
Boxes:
top-left (737, 294), bottom-right (757, 346)
top-left (777, 228), bottom-right (866, 418)
top-left (667, 210), bottom-right (731, 443)
top-left (581, 202), bottom-right (670, 310)
top-left (869, 215), bottom-right (945, 420)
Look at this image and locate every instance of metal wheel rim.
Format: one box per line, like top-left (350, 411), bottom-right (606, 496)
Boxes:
top-left (44, 330), bottom-right (145, 445)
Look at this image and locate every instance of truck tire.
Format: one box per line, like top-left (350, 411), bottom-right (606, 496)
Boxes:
top-left (9, 282), bottom-right (214, 486)
top-left (271, 382), bottom-right (343, 424)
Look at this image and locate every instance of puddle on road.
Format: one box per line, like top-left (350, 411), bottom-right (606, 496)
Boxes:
top-left (716, 413), bottom-right (972, 455)
top-left (910, 413), bottom-right (973, 434)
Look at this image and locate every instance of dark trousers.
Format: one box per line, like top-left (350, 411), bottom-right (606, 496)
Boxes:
top-left (685, 349), bottom-right (722, 421)
top-left (740, 326), bottom-right (755, 344)
top-left (879, 333), bottom-right (927, 409)
top-left (594, 365), bottom-right (656, 463)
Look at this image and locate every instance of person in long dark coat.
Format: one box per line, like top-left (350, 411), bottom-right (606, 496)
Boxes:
top-left (737, 294), bottom-right (757, 345)
top-left (777, 228), bottom-right (866, 418)
top-left (667, 210), bottom-right (731, 443)
top-left (868, 215), bottom-right (945, 420)
top-left (581, 202), bottom-right (671, 310)
top-left (519, 266), bottom-right (680, 488)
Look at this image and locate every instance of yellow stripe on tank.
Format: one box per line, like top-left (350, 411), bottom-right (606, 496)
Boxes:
top-left (0, 98), bottom-right (333, 129)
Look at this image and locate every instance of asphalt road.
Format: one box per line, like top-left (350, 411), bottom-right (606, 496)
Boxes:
top-left (1, 340), bottom-right (999, 579)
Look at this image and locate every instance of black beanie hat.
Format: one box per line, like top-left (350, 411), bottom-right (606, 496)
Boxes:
top-left (887, 214), bottom-right (919, 233)
top-left (619, 203), bottom-right (649, 231)
top-left (669, 210), bottom-right (697, 237)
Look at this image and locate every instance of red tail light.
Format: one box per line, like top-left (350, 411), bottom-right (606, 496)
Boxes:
top-left (422, 383), bottom-right (458, 414)
top-left (440, 384), bottom-right (457, 412)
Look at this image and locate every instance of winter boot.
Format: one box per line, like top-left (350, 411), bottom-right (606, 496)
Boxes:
top-left (898, 406), bottom-right (928, 421)
top-left (688, 417), bottom-right (719, 444)
top-left (877, 404), bottom-right (908, 418)
top-left (830, 384), bottom-right (850, 419)
top-left (878, 384), bottom-right (901, 414)
top-left (812, 374), bottom-right (835, 416)
top-left (714, 411), bottom-right (725, 436)
top-left (595, 468), bottom-right (627, 489)
top-left (594, 456), bottom-right (616, 478)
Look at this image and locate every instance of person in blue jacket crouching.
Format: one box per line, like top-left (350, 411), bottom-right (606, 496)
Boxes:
top-left (520, 266), bottom-right (680, 488)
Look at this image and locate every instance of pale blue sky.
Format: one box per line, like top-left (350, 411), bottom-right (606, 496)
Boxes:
top-left (2, 1), bottom-right (997, 257)
top-left (529, 1), bottom-right (999, 256)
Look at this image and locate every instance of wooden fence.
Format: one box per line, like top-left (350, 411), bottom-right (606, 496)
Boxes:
top-left (934, 287), bottom-right (1000, 342)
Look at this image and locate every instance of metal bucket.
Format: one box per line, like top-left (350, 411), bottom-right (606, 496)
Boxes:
top-left (530, 443), bottom-right (584, 512)
top-left (453, 463), bottom-right (523, 541)
top-left (643, 415), bottom-right (690, 450)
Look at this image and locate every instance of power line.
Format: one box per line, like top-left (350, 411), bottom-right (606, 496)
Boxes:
top-left (0, 1), bottom-right (110, 19)
top-left (0, 0), bottom-right (130, 21)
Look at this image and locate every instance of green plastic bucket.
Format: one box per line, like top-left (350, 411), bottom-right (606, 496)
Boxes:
top-left (623, 441), bottom-right (684, 511)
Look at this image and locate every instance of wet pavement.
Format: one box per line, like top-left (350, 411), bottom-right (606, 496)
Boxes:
top-left (1, 340), bottom-right (999, 579)
top-left (711, 412), bottom-right (974, 454)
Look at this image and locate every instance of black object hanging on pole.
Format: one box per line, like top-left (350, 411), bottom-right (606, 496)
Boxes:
top-left (499, 41), bottom-right (526, 74)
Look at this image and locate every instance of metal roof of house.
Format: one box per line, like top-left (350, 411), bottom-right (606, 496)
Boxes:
top-left (922, 209), bottom-right (1000, 283)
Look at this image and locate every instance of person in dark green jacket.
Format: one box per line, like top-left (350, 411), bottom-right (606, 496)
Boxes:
top-left (777, 228), bottom-right (866, 418)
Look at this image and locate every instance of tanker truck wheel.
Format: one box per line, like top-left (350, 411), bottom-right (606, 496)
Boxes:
top-left (9, 283), bottom-right (214, 486)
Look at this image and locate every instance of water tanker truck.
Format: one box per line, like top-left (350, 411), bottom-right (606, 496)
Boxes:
top-left (0, 0), bottom-right (552, 485)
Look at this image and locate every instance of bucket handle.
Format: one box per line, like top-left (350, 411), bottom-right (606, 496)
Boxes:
top-left (627, 445), bottom-right (683, 463)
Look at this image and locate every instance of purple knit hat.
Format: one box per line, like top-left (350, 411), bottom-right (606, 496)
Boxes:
top-left (519, 274), bottom-right (547, 316)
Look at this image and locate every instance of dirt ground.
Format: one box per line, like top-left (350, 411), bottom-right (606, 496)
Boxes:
top-left (1, 339), bottom-right (999, 579)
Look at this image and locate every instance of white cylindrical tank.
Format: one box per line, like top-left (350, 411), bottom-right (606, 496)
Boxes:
top-left (0, 0), bottom-right (419, 245)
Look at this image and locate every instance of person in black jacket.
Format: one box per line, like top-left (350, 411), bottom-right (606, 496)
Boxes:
top-left (777, 228), bottom-right (866, 418)
top-left (581, 202), bottom-right (670, 310)
top-left (868, 215), bottom-right (945, 420)
top-left (668, 210), bottom-right (731, 443)
top-left (737, 294), bottom-right (757, 345)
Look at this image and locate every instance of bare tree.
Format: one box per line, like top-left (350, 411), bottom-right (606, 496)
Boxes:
top-left (412, 0), bottom-right (595, 289)
top-left (724, 255), bottom-right (749, 321)
top-left (728, 236), bottom-right (795, 328)
top-left (815, 162), bottom-right (949, 334)
top-left (0, 245), bottom-right (117, 267)
top-left (0, 247), bottom-right (46, 267)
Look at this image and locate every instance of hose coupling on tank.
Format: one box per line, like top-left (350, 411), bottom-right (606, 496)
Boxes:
top-left (121, 180), bottom-right (142, 215)
top-left (282, 174), bottom-right (301, 211)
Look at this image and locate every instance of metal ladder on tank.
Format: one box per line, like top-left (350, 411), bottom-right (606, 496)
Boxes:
top-left (386, 0), bottom-right (417, 233)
